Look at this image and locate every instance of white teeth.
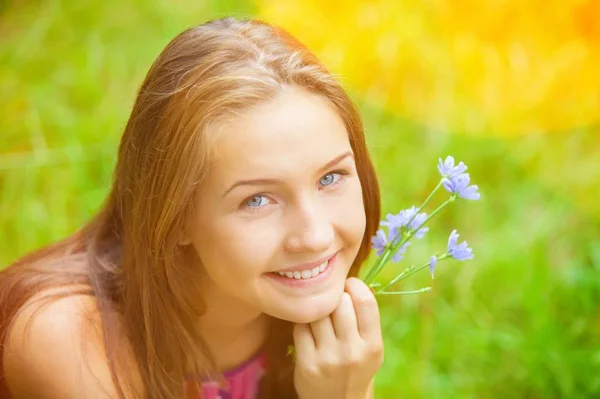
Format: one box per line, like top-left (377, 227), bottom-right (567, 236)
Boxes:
top-left (276, 260), bottom-right (330, 280)
top-left (319, 262), bottom-right (326, 272)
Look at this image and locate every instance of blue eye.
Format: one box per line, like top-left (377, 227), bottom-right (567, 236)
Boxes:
top-left (320, 172), bottom-right (341, 187)
top-left (245, 195), bottom-right (269, 208)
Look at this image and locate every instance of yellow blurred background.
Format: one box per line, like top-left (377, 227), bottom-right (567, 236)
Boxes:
top-left (260, 0), bottom-right (600, 136)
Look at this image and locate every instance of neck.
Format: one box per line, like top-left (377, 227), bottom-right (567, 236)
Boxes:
top-left (196, 279), bottom-right (270, 371)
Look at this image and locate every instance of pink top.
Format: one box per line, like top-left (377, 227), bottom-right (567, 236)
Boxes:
top-left (187, 352), bottom-right (268, 399)
top-left (0, 351), bottom-right (268, 399)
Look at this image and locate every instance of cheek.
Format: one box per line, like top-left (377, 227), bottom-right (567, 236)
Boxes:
top-left (191, 219), bottom-right (279, 280)
top-left (331, 181), bottom-right (367, 245)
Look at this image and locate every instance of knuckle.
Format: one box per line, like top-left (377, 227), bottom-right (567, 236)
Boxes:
top-left (317, 359), bottom-right (338, 376)
top-left (366, 344), bottom-right (384, 365)
top-left (340, 346), bottom-right (363, 368)
top-left (345, 354), bottom-right (362, 368)
top-left (346, 277), bottom-right (373, 296)
top-left (299, 363), bottom-right (320, 378)
top-left (340, 292), bottom-right (353, 308)
top-left (354, 294), bottom-right (377, 309)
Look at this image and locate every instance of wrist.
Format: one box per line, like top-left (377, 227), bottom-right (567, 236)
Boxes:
top-left (345, 379), bottom-right (374, 399)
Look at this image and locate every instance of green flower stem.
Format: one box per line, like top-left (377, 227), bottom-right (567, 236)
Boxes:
top-left (422, 195), bottom-right (456, 225)
top-left (363, 233), bottom-right (410, 285)
top-left (363, 194), bottom-right (457, 285)
top-left (363, 182), bottom-right (444, 284)
top-left (399, 180), bottom-right (443, 240)
top-left (378, 253), bottom-right (450, 293)
top-left (380, 263), bottom-right (418, 290)
top-left (377, 287), bottom-right (432, 295)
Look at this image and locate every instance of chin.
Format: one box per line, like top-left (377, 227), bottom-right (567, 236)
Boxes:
top-left (272, 294), bottom-right (341, 324)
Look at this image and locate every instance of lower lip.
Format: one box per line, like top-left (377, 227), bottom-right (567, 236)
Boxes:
top-left (267, 253), bottom-right (337, 288)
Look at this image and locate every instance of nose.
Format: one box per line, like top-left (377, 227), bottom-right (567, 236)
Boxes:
top-left (284, 197), bottom-right (334, 254)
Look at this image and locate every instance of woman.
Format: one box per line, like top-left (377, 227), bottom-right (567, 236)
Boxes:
top-left (0, 16), bottom-right (383, 398)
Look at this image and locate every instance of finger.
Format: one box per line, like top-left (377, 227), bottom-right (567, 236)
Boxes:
top-left (293, 323), bottom-right (316, 361)
top-left (345, 277), bottom-right (382, 342)
top-left (331, 292), bottom-right (359, 341)
top-left (309, 315), bottom-right (337, 349)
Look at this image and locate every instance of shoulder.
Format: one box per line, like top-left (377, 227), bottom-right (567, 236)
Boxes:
top-left (2, 286), bottom-right (141, 398)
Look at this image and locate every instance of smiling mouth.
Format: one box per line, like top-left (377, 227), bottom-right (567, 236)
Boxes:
top-left (273, 259), bottom-right (330, 280)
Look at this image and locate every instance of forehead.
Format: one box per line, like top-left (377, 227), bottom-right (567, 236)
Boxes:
top-left (210, 87), bottom-right (351, 178)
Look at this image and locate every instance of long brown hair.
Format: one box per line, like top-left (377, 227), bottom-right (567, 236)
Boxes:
top-left (0, 17), bottom-right (380, 399)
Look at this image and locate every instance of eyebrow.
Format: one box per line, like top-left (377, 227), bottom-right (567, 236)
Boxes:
top-left (222, 150), bottom-right (355, 198)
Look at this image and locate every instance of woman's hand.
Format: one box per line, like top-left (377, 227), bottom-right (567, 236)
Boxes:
top-left (293, 277), bottom-right (384, 399)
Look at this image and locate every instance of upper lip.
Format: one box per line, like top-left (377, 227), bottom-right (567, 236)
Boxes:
top-left (274, 252), bottom-right (337, 273)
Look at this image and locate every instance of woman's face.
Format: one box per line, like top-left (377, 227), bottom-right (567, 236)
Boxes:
top-left (186, 86), bottom-right (367, 324)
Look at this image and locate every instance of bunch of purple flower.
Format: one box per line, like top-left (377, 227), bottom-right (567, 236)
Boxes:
top-left (363, 156), bottom-right (480, 295)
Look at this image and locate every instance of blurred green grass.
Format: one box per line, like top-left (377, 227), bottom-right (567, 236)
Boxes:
top-left (1, 1), bottom-right (600, 398)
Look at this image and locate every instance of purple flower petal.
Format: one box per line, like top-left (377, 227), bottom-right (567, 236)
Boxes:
top-left (391, 242), bottom-right (411, 263)
top-left (447, 230), bottom-right (474, 261)
top-left (371, 229), bottom-right (387, 253)
top-left (388, 226), bottom-right (400, 242)
top-left (453, 173), bottom-right (470, 191)
top-left (438, 156), bottom-right (468, 178)
top-left (429, 256), bottom-right (437, 278)
top-left (459, 185), bottom-right (481, 200)
top-left (384, 206), bottom-right (429, 240)
top-left (442, 173), bottom-right (480, 201)
top-left (409, 211), bottom-right (429, 238)
top-left (442, 177), bottom-right (454, 193)
top-left (447, 229), bottom-right (459, 250)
